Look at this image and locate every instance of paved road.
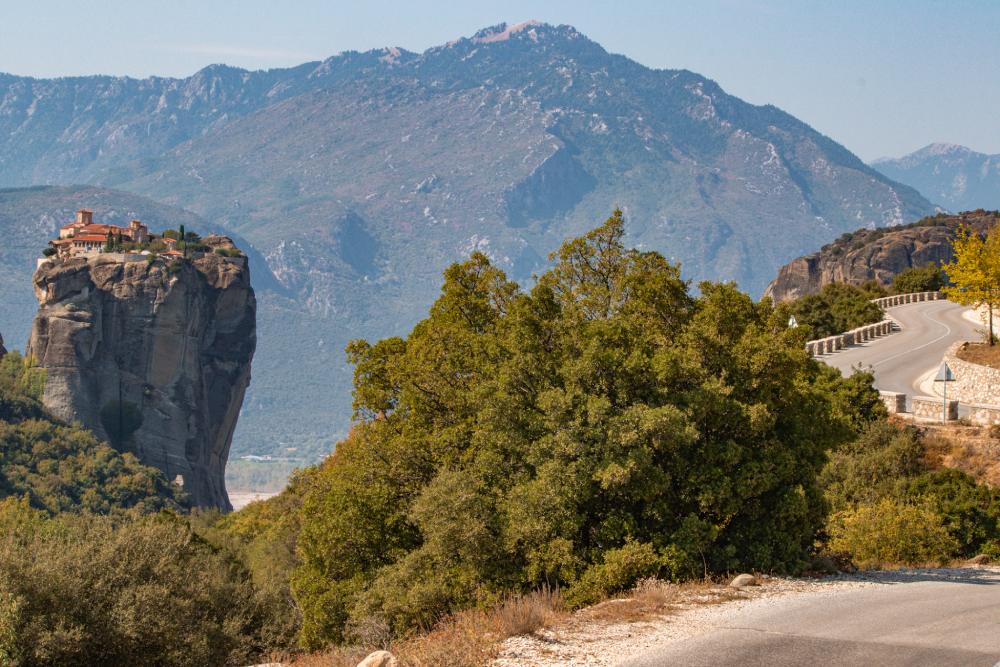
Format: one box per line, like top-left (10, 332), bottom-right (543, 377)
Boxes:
top-left (622, 569), bottom-right (1000, 667)
top-left (823, 300), bottom-right (979, 408)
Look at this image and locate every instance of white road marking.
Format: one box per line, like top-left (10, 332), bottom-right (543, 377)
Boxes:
top-left (870, 304), bottom-right (954, 369)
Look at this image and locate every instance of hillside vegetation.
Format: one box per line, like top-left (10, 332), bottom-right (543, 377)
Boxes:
top-left (0, 351), bottom-right (184, 515)
top-left (3, 215), bottom-right (1000, 665)
top-left (284, 211), bottom-right (885, 647)
top-left (0, 350), bottom-right (293, 665)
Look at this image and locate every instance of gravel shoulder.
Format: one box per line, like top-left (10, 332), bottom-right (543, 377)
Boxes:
top-left (493, 566), bottom-right (1000, 667)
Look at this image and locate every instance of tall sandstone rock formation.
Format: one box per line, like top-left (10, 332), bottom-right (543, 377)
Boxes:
top-left (26, 238), bottom-right (255, 510)
top-left (764, 211), bottom-right (997, 302)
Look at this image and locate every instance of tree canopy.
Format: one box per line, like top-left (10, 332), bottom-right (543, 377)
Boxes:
top-left (781, 282), bottom-right (884, 339)
top-left (290, 210), bottom-right (884, 647)
top-left (944, 224), bottom-right (1000, 345)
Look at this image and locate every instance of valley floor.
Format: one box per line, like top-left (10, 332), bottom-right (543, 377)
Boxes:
top-left (494, 566), bottom-right (1000, 667)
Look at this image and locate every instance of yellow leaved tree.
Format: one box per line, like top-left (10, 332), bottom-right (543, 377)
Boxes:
top-left (944, 224), bottom-right (1000, 345)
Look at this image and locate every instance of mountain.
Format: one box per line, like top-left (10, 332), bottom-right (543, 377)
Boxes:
top-left (0, 21), bottom-right (935, 459)
top-left (764, 210), bottom-right (997, 301)
top-left (873, 143), bottom-right (1000, 211)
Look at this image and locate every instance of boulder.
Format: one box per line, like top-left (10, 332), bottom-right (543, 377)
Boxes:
top-left (730, 573), bottom-right (758, 588)
top-left (357, 651), bottom-right (398, 667)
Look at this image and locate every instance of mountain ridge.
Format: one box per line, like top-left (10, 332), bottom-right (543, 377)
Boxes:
top-left (0, 21), bottom-right (935, 458)
top-left (873, 142), bottom-right (1000, 211)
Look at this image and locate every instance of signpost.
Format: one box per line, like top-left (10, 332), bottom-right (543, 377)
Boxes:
top-left (933, 362), bottom-right (956, 424)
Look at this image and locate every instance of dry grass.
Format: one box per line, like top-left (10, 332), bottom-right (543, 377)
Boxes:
top-left (921, 424), bottom-right (1000, 486)
top-left (496, 585), bottom-right (565, 637)
top-left (956, 342), bottom-right (1000, 369)
top-left (289, 587), bottom-right (565, 667)
top-left (288, 579), bottom-right (755, 666)
top-left (572, 578), bottom-right (740, 625)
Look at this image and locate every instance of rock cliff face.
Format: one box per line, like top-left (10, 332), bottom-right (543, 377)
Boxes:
top-left (26, 238), bottom-right (255, 510)
top-left (764, 211), bottom-right (997, 302)
top-left (0, 331), bottom-right (6, 358)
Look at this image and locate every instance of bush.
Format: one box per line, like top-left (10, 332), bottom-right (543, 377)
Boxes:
top-left (820, 422), bottom-right (1000, 565)
top-left (828, 498), bottom-right (958, 568)
top-left (41, 247), bottom-right (56, 258)
top-left (567, 542), bottom-right (661, 607)
top-left (0, 500), bottom-right (279, 666)
top-left (892, 264), bottom-right (945, 294)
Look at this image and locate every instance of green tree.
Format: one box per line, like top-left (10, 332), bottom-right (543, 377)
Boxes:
top-left (290, 211), bottom-right (880, 648)
top-left (787, 283), bottom-right (883, 338)
top-left (944, 225), bottom-right (1000, 345)
top-left (892, 263), bottom-right (945, 294)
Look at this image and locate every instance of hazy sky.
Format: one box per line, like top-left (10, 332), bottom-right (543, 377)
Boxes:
top-left (3, 0), bottom-right (998, 161)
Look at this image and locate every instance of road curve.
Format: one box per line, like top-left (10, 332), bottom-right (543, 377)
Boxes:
top-left (823, 300), bottom-right (979, 407)
top-left (621, 568), bottom-right (1000, 667)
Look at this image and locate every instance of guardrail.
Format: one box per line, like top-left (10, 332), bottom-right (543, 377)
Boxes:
top-left (870, 290), bottom-right (944, 310)
top-left (806, 290), bottom-right (944, 357)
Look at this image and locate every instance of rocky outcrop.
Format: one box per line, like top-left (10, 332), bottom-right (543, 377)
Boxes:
top-left (26, 237), bottom-right (255, 510)
top-left (0, 331), bottom-right (6, 358)
top-left (764, 211), bottom-right (997, 301)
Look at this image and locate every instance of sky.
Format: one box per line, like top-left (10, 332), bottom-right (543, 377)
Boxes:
top-left (2, 0), bottom-right (998, 162)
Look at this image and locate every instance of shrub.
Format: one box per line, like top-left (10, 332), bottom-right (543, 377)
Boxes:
top-left (893, 264), bottom-right (945, 294)
top-left (41, 247), bottom-right (56, 258)
top-left (827, 498), bottom-right (958, 568)
top-left (0, 500), bottom-right (278, 666)
top-left (496, 585), bottom-right (563, 636)
top-left (567, 541), bottom-right (661, 607)
top-left (903, 468), bottom-right (1000, 558)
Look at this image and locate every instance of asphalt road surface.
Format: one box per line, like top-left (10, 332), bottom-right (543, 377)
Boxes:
top-left (622, 569), bottom-right (1000, 667)
top-left (823, 299), bottom-right (979, 408)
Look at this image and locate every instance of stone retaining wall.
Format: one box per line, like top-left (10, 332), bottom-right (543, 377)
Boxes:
top-left (912, 395), bottom-right (959, 421)
top-left (879, 391), bottom-right (907, 414)
top-left (942, 342), bottom-right (1000, 406)
top-left (966, 403), bottom-right (1000, 426)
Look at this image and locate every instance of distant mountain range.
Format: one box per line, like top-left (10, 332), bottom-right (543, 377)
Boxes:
top-left (0, 21), bottom-right (935, 459)
top-left (873, 143), bottom-right (1000, 212)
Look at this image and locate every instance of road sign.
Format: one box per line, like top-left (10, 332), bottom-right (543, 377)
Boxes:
top-left (933, 362), bottom-right (955, 424)
top-left (934, 362), bottom-right (955, 382)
